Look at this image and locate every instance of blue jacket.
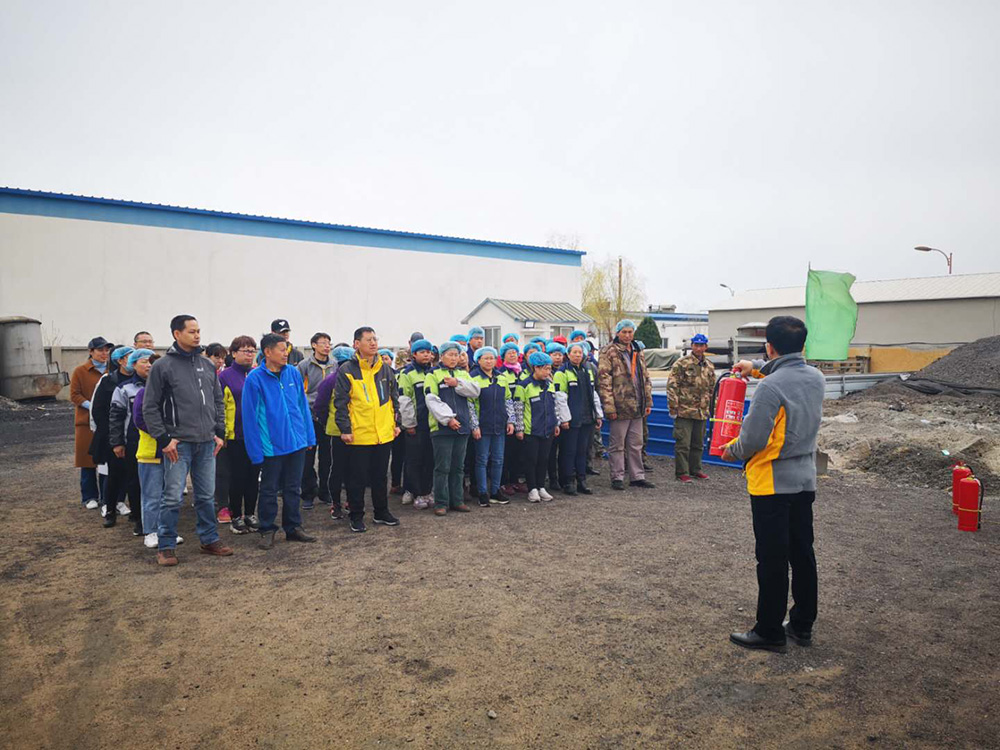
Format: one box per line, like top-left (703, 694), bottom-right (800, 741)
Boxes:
top-left (241, 363), bottom-right (316, 465)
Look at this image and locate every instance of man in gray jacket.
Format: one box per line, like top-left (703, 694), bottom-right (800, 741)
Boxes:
top-left (722, 316), bottom-right (824, 653)
top-left (298, 332), bottom-right (337, 510)
top-left (142, 315), bottom-right (234, 566)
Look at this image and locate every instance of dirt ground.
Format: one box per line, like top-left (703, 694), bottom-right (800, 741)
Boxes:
top-left (1, 402), bottom-right (999, 749)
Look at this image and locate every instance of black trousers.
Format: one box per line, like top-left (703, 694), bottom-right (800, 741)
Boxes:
top-left (560, 424), bottom-right (591, 484)
top-left (522, 435), bottom-right (553, 491)
top-left (302, 420), bottom-right (332, 503)
top-left (328, 437), bottom-right (348, 507)
top-left (390, 431), bottom-right (407, 487)
top-left (104, 452), bottom-right (140, 525)
top-left (403, 429), bottom-right (434, 496)
top-left (502, 433), bottom-right (523, 485)
top-left (226, 439), bottom-right (259, 518)
top-left (547, 432), bottom-right (561, 488)
top-left (345, 443), bottom-right (391, 522)
top-left (751, 491), bottom-right (818, 640)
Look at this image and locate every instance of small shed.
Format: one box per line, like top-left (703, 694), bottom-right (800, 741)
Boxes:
top-left (461, 299), bottom-right (593, 348)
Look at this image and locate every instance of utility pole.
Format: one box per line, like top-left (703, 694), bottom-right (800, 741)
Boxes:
top-left (617, 256), bottom-right (623, 319)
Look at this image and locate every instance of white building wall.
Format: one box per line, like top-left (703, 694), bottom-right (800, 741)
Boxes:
top-left (708, 298), bottom-right (999, 345)
top-left (0, 213), bottom-right (582, 349)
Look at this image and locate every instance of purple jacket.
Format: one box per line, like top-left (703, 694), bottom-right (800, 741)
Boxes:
top-left (219, 363), bottom-right (251, 440)
top-left (312, 366), bottom-right (341, 424)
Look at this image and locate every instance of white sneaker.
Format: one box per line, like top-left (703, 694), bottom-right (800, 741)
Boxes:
top-left (527, 489), bottom-right (541, 503)
top-left (101, 504), bottom-right (107, 517)
top-left (116, 501), bottom-right (131, 516)
top-left (85, 499), bottom-right (99, 510)
top-left (144, 533), bottom-right (158, 548)
top-left (401, 491), bottom-right (414, 505)
top-left (538, 488), bottom-right (553, 501)
top-left (177, 535), bottom-right (184, 545)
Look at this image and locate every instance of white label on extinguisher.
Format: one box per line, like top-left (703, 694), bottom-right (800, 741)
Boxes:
top-left (721, 399), bottom-right (742, 439)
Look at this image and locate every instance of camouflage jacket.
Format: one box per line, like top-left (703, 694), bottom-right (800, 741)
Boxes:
top-left (666, 354), bottom-right (716, 420)
top-left (597, 340), bottom-right (653, 420)
top-left (394, 349), bottom-right (411, 370)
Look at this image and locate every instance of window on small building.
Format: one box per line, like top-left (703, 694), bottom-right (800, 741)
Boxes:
top-left (483, 326), bottom-right (501, 349)
top-left (550, 325), bottom-right (575, 340)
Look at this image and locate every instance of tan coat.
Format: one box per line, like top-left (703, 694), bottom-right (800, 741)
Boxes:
top-left (597, 340), bottom-right (653, 420)
top-left (70, 359), bottom-right (102, 468)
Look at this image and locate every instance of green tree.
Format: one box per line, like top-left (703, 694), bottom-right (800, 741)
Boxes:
top-left (635, 316), bottom-right (662, 350)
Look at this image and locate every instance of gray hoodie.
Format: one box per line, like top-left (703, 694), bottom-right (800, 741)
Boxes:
top-left (297, 354), bottom-right (338, 407)
top-left (727, 352), bottom-right (825, 496)
top-left (142, 343), bottom-right (225, 448)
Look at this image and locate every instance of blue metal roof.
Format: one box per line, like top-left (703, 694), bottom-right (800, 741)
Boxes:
top-left (643, 312), bottom-right (709, 322)
top-left (0, 187), bottom-right (585, 266)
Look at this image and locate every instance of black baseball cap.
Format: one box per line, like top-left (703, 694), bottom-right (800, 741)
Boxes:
top-left (270, 319), bottom-right (291, 333)
top-left (409, 331), bottom-right (425, 344)
top-left (87, 336), bottom-right (113, 350)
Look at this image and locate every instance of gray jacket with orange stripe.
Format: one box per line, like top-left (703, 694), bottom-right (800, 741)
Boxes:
top-left (727, 353), bottom-right (824, 496)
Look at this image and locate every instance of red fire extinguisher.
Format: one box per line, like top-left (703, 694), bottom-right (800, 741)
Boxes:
top-left (709, 370), bottom-right (748, 457)
top-left (952, 463), bottom-right (973, 515)
top-left (956, 475), bottom-right (984, 532)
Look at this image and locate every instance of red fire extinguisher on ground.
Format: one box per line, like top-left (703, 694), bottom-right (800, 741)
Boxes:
top-left (952, 463), bottom-right (973, 515)
top-left (709, 370), bottom-right (748, 457)
top-left (956, 474), bottom-right (984, 532)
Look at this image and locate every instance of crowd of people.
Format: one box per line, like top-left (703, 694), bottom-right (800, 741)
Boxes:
top-left (69, 312), bottom-right (822, 652)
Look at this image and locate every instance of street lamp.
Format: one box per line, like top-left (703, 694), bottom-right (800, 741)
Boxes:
top-left (914, 246), bottom-right (953, 274)
top-left (719, 283), bottom-right (736, 297)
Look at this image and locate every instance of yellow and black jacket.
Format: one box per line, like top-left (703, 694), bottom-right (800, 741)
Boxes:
top-left (332, 354), bottom-right (399, 445)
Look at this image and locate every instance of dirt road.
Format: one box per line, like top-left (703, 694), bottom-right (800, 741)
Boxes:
top-left (1, 403), bottom-right (998, 748)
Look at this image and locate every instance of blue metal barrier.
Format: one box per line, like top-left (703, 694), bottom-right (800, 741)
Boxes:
top-left (600, 393), bottom-right (746, 469)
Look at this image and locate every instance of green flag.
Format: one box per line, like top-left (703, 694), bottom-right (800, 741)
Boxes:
top-left (805, 269), bottom-right (858, 360)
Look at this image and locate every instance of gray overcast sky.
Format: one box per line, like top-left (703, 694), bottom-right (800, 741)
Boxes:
top-left (2, 1), bottom-right (998, 311)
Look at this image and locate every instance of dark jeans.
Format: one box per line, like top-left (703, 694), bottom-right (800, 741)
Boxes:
top-left (390, 431), bottom-right (406, 487)
top-left (226, 439), bottom-right (259, 518)
top-left (560, 424), bottom-right (591, 484)
top-left (474, 432), bottom-right (505, 495)
top-left (522, 435), bottom-right (553, 491)
top-left (404, 429), bottom-right (434, 497)
top-left (673, 417), bottom-right (706, 477)
top-left (328, 437), bottom-right (348, 507)
top-left (345, 443), bottom-right (391, 522)
top-left (104, 452), bottom-right (140, 524)
top-left (750, 491), bottom-right (818, 641)
top-left (258, 448), bottom-right (306, 534)
top-left (302, 421), bottom-right (332, 503)
top-left (431, 432), bottom-right (467, 509)
top-left (80, 467), bottom-right (100, 504)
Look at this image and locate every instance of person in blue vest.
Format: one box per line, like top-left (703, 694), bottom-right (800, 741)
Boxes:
top-left (513, 351), bottom-right (571, 502)
top-left (397, 338), bottom-right (437, 509)
top-left (469, 346), bottom-right (515, 507)
top-left (424, 341), bottom-right (481, 516)
top-left (242, 333), bottom-right (318, 550)
top-left (554, 341), bottom-right (604, 495)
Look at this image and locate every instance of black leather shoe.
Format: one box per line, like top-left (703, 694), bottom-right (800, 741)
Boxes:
top-left (259, 530), bottom-right (277, 550)
top-left (576, 481), bottom-right (593, 495)
top-left (630, 479), bottom-right (656, 489)
top-left (562, 484), bottom-right (577, 496)
top-left (286, 527), bottom-right (317, 543)
top-left (729, 630), bottom-right (787, 653)
top-left (103, 514), bottom-right (117, 528)
top-left (611, 479), bottom-right (625, 491)
top-left (784, 620), bottom-right (812, 647)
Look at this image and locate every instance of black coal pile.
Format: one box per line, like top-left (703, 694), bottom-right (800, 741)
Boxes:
top-left (912, 335), bottom-right (1000, 390)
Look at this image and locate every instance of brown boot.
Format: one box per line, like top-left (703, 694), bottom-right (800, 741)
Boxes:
top-left (434, 507), bottom-right (447, 517)
top-left (157, 549), bottom-right (178, 567)
top-left (452, 504), bottom-right (472, 513)
top-left (200, 540), bottom-right (234, 556)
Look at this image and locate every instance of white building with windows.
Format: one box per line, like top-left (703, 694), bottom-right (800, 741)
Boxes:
top-left (461, 299), bottom-right (592, 347)
top-left (0, 188), bottom-right (585, 360)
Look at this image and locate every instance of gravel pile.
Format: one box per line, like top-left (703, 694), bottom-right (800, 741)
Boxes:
top-left (912, 335), bottom-right (1000, 390)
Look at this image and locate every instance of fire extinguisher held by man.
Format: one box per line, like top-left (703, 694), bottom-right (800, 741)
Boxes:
top-left (720, 316), bottom-right (826, 653)
top-left (666, 333), bottom-right (716, 483)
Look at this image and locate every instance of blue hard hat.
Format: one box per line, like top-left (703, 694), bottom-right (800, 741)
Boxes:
top-left (691, 334), bottom-right (709, 345)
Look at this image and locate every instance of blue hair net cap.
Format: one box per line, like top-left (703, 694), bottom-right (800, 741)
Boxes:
top-left (111, 345), bottom-right (134, 365)
top-left (449, 334), bottom-right (469, 345)
top-left (570, 329), bottom-right (587, 341)
top-left (615, 319), bottom-right (636, 333)
top-left (547, 342), bottom-right (567, 355)
top-left (440, 341), bottom-right (462, 355)
top-left (125, 348), bottom-right (155, 373)
top-left (528, 351), bottom-right (553, 367)
top-left (474, 346), bottom-right (498, 363)
top-left (410, 338), bottom-right (433, 354)
top-left (530, 336), bottom-right (546, 345)
top-left (502, 332), bottom-right (519, 343)
top-left (499, 342), bottom-right (520, 358)
top-left (332, 346), bottom-right (355, 363)
top-left (523, 342), bottom-right (540, 355)
top-left (691, 333), bottom-right (709, 345)
top-left (567, 341), bottom-right (588, 354)
top-left (635, 340), bottom-right (646, 350)
top-left (378, 348), bottom-right (393, 357)
top-left (468, 326), bottom-right (485, 338)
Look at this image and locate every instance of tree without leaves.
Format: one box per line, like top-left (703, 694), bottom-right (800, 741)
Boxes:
top-left (581, 256), bottom-right (646, 343)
